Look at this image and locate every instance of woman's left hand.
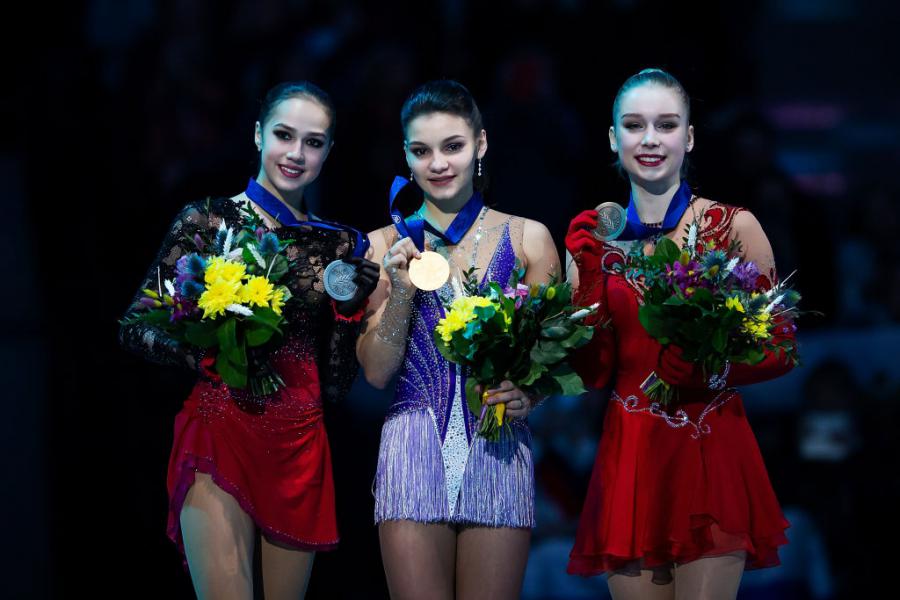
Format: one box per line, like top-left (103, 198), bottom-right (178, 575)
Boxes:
top-left (480, 380), bottom-right (535, 419)
top-left (335, 256), bottom-right (380, 316)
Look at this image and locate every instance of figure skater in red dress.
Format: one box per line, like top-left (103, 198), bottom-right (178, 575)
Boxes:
top-left (120, 82), bottom-right (378, 599)
top-left (564, 68), bottom-right (795, 600)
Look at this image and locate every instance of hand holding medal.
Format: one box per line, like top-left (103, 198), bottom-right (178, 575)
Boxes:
top-left (244, 177), bottom-right (377, 313)
top-left (382, 236), bottom-right (422, 291)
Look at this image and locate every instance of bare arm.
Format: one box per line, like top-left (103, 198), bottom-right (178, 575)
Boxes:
top-left (486, 219), bottom-right (562, 417)
top-left (355, 229), bottom-right (420, 389)
top-left (521, 219), bottom-right (561, 285)
top-left (724, 209), bottom-right (795, 385)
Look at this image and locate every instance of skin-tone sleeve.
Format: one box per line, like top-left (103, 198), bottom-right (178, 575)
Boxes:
top-left (356, 227), bottom-right (415, 390)
top-left (723, 210), bottom-right (796, 386)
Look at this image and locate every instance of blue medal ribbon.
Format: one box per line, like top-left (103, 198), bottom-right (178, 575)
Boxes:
top-left (619, 180), bottom-right (693, 241)
top-left (388, 175), bottom-right (485, 250)
top-left (245, 178), bottom-right (369, 257)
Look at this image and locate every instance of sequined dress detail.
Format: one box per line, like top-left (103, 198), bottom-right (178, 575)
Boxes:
top-left (374, 216), bottom-right (535, 528)
top-left (119, 197), bottom-right (361, 553)
top-left (567, 203), bottom-right (792, 576)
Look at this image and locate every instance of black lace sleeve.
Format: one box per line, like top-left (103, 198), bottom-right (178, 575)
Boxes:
top-left (316, 231), bottom-right (362, 403)
top-left (118, 199), bottom-right (227, 371)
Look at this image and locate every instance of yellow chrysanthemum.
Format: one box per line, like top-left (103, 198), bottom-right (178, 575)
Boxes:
top-left (198, 279), bottom-right (241, 319)
top-left (437, 296), bottom-right (498, 341)
top-left (240, 276), bottom-right (274, 307)
top-left (725, 296), bottom-right (745, 313)
top-left (205, 256), bottom-right (247, 285)
top-left (436, 310), bottom-right (469, 342)
top-left (270, 287), bottom-right (286, 316)
top-left (742, 317), bottom-right (770, 340)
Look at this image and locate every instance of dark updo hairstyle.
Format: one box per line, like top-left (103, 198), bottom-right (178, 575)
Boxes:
top-left (612, 68), bottom-right (691, 178)
top-left (400, 80), bottom-right (487, 191)
top-left (257, 81), bottom-right (337, 140)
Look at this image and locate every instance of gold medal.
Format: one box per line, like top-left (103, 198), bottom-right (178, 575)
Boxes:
top-left (408, 251), bottom-right (450, 291)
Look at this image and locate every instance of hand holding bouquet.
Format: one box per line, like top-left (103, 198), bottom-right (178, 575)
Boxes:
top-left (622, 222), bottom-right (800, 405)
top-left (122, 208), bottom-right (292, 396)
top-left (433, 267), bottom-right (599, 440)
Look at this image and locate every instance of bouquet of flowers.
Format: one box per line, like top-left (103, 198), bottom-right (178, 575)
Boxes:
top-left (433, 267), bottom-right (599, 440)
top-left (619, 221), bottom-right (800, 405)
top-left (122, 207), bottom-right (293, 396)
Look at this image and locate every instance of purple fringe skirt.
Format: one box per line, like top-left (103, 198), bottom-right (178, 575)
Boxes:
top-left (374, 408), bottom-right (535, 528)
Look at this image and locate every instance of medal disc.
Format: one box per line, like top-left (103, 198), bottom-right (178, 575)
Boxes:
top-left (593, 202), bottom-right (626, 241)
top-left (323, 259), bottom-right (358, 301)
top-left (408, 251), bottom-right (450, 291)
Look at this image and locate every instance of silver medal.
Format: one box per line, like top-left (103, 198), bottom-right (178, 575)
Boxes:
top-left (593, 202), bottom-right (626, 241)
top-left (323, 259), bottom-right (358, 301)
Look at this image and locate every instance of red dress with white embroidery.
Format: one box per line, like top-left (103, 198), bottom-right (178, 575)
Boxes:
top-left (567, 202), bottom-right (793, 576)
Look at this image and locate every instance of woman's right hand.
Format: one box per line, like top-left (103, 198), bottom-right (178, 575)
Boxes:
top-left (566, 210), bottom-right (602, 272)
top-left (382, 236), bottom-right (421, 293)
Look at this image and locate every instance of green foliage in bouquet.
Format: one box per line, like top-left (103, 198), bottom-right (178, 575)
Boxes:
top-left (433, 266), bottom-right (598, 440)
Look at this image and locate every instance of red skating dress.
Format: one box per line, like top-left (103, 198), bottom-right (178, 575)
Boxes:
top-left (567, 202), bottom-right (793, 576)
top-left (120, 197), bottom-right (362, 555)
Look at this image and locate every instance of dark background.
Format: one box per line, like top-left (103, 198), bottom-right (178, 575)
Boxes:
top-left (4, 1), bottom-right (899, 598)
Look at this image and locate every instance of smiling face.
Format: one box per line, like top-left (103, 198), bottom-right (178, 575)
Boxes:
top-left (609, 84), bottom-right (694, 192)
top-left (254, 95), bottom-right (333, 199)
top-left (404, 111), bottom-right (487, 206)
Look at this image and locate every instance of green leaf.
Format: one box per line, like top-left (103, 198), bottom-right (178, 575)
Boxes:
top-left (654, 237), bottom-right (681, 263)
top-left (530, 341), bottom-right (568, 365)
top-left (542, 325), bottom-right (569, 340)
top-left (520, 361), bottom-right (547, 386)
top-left (217, 319), bottom-right (246, 366)
top-left (711, 327), bottom-right (727, 353)
top-left (185, 320), bottom-right (219, 347)
top-left (465, 378), bottom-right (483, 418)
top-left (245, 308), bottom-right (284, 346)
top-left (551, 364), bottom-right (586, 396)
top-left (216, 354), bottom-right (247, 389)
top-left (245, 322), bottom-right (275, 346)
top-left (559, 326), bottom-right (592, 349)
top-left (268, 255), bottom-right (289, 282)
top-left (477, 356), bottom-right (495, 382)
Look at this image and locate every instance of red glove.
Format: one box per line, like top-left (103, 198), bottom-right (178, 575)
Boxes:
top-left (657, 319), bottom-right (797, 390)
top-left (656, 344), bottom-right (706, 387)
top-left (726, 316), bottom-right (797, 386)
top-left (566, 210), bottom-right (603, 275)
top-left (198, 351), bottom-right (222, 384)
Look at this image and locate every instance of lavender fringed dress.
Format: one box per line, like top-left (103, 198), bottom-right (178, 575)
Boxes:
top-left (374, 218), bottom-right (535, 528)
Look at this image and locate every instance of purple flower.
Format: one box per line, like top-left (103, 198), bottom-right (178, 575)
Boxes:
top-left (665, 260), bottom-right (703, 292)
top-left (731, 261), bottom-right (760, 292)
top-left (176, 253), bottom-right (206, 278)
top-left (503, 283), bottom-right (530, 308)
top-left (139, 297), bottom-right (160, 309)
top-left (192, 233), bottom-right (206, 251)
top-left (170, 299), bottom-right (198, 322)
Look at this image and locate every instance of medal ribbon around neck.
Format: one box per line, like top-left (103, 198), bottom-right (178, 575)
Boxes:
top-left (388, 176), bottom-right (485, 250)
top-left (245, 178), bottom-right (369, 257)
top-left (619, 180), bottom-right (693, 241)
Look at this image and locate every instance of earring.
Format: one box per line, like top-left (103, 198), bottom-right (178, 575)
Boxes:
top-left (409, 170), bottom-right (414, 181)
top-left (477, 159), bottom-right (483, 177)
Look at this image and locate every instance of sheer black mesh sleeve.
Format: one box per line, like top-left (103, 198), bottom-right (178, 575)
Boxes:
top-left (316, 231), bottom-right (362, 403)
top-left (118, 199), bottom-right (236, 372)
